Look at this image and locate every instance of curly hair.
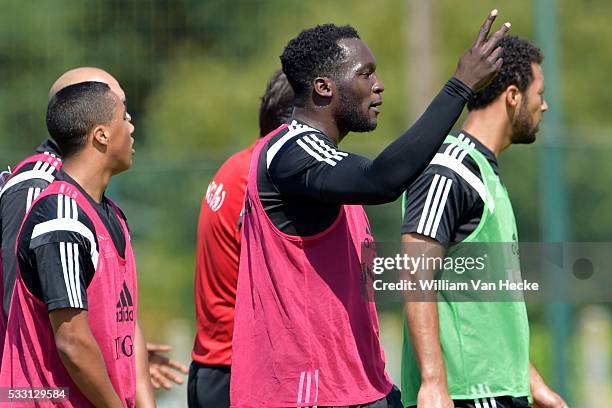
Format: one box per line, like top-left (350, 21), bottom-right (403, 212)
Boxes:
top-left (280, 24), bottom-right (360, 107)
top-left (259, 69), bottom-right (294, 136)
top-left (468, 36), bottom-right (543, 110)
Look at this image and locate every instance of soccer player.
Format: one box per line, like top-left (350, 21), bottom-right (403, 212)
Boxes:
top-left (0, 67), bottom-right (188, 390)
top-left (188, 69), bottom-right (294, 408)
top-left (401, 36), bottom-right (568, 408)
top-left (0, 81), bottom-right (154, 406)
top-left (230, 10), bottom-right (510, 408)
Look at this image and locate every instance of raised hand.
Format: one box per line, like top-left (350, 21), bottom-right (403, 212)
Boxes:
top-left (454, 9), bottom-right (511, 92)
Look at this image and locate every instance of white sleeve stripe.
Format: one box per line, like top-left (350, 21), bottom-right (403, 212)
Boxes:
top-left (59, 242), bottom-right (76, 308)
top-left (423, 176), bottom-right (448, 236)
top-left (265, 122), bottom-right (321, 169)
top-left (73, 243), bottom-right (83, 308)
top-left (39, 162), bottom-right (50, 173)
top-left (303, 135), bottom-right (337, 160)
top-left (71, 198), bottom-right (77, 221)
top-left (456, 141), bottom-right (476, 163)
top-left (0, 170), bottom-right (56, 199)
top-left (429, 178), bottom-right (453, 239)
top-left (57, 194), bottom-right (63, 219)
top-left (303, 135), bottom-right (344, 162)
top-left (63, 195), bottom-right (70, 219)
top-left (26, 188), bottom-right (34, 212)
top-left (416, 174), bottom-right (441, 234)
top-left (67, 241), bottom-right (81, 308)
top-left (308, 135), bottom-right (348, 157)
top-left (31, 218), bottom-right (99, 267)
top-left (429, 153), bottom-right (494, 212)
top-left (447, 134), bottom-right (468, 160)
top-left (296, 138), bottom-right (337, 166)
top-left (33, 161), bottom-right (42, 171)
top-left (444, 138), bottom-right (460, 155)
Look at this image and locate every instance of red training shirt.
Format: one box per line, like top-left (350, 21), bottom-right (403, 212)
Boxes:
top-left (192, 143), bottom-right (255, 366)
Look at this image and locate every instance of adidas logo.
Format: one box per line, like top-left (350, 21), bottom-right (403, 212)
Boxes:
top-left (116, 281), bottom-right (134, 322)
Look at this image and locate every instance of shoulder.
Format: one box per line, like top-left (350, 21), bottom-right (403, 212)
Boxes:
top-left (420, 135), bottom-right (485, 196)
top-left (21, 192), bottom-right (97, 251)
top-left (266, 121), bottom-right (349, 177)
top-left (1, 152), bottom-right (61, 198)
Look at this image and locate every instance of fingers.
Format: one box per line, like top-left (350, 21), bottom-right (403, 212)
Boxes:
top-left (474, 9), bottom-right (498, 47)
top-left (481, 21), bottom-right (511, 55)
top-left (146, 342), bottom-right (172, 353)
top-left (158, 365), bottom-right (186, 385)
top-left (150, 367), bottom-right (172, 390)
top-left (149, 352), bottom-right (189, 373)
top-left (487, 46), bottom-right (503, 66)
top-left (166, 358), bottom-right (189, 374)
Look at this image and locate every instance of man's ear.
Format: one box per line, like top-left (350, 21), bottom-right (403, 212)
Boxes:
top-left (505, 85), bottom-right (521, 108)
top-left (92, 125), bottom-right (109, 146)
top-left (313, 77), bottom-right (333, 98)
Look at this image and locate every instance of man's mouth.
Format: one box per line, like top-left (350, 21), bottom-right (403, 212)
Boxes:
top-left (370, 100), bottom-right (383, 113)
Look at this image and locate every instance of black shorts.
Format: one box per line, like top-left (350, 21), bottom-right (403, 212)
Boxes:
top-left (187, 361), bottom-right (230, 408)
top-left (408, 395), bottom-right (530, 408)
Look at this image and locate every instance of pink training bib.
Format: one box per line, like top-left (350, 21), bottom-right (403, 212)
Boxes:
top-left (0, 181), bottom-right (137, 407)
top-left (230, 128), bottom-right (392, 407)
top-left (0, 152), bottom-right (62, 360)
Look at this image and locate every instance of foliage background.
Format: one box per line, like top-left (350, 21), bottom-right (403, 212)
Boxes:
top-left (1, 0), bottom-right (610, 405)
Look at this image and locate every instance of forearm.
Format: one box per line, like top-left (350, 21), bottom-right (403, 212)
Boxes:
top-left (367, 77), bottom-right (472, 198)
top-left (406, 301), bottom-right (448, 385)
top-left (402, 233), bottom-right (448, 386)
top-left (317, 78), bottom-right (472, 204)
top-left (135, 321), bottom-right (155, 407)
top-left (55, 332), bottom-right (122, 407)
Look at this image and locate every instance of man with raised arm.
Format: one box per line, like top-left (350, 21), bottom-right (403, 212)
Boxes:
top-left (230, 10), bottom-right (510, 408)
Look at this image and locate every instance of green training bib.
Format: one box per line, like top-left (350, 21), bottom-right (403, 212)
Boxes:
top-left (401, 135), bottom-right (530, 405)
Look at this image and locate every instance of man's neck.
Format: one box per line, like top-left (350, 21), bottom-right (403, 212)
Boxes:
top-left (62, 156), bottom-right (110, 203)
top-left (292, 108), bottom-right (346, 145)
top-left (461, 108), bottom-right (511, 158)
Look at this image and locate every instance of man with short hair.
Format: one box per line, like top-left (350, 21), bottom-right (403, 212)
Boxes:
top-left (188, 69), bottom-right (294, 408)
top-left (0, 67), bottom-right (187, 390)
top-left (401, 36), bottom-right (568, 408)
top-left (231, 10), bottom-right (510, 408)
top-left (0, 81), bottom-right (154, 406)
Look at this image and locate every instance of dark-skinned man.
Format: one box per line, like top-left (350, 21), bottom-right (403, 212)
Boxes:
top-left (230, 10), bottom-right (510, 408)
top-left (401, 36), bottom-right (568, 408)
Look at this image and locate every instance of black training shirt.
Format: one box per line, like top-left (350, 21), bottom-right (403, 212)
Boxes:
top-left (258, 78), bottom-right (473, 236)
top-left (402, 131), bottom-right (500, 245)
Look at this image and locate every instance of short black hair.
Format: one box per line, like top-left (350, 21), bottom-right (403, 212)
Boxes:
top-left (46, 81), bottom-right (118, 157)
top-left (468, 36), bottom-right (544, 110)
top-left (259, 70), bottom-right (294, 136)
top-left (280, 24), bottom-right (360, 107)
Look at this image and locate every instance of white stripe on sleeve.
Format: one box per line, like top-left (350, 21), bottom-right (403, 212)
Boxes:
top-left (416, 174), bottom-right (441, 234)
top-left (296, 138), bottom-right (337, 166)
top-left (422, 175), bottom-right (448, 236)
top-left (429, 178), bottom-right (453, 239)
top-left (59, 242), bottom-right (76, 308)
top-left (73, 243), bottom-right (84, 308)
